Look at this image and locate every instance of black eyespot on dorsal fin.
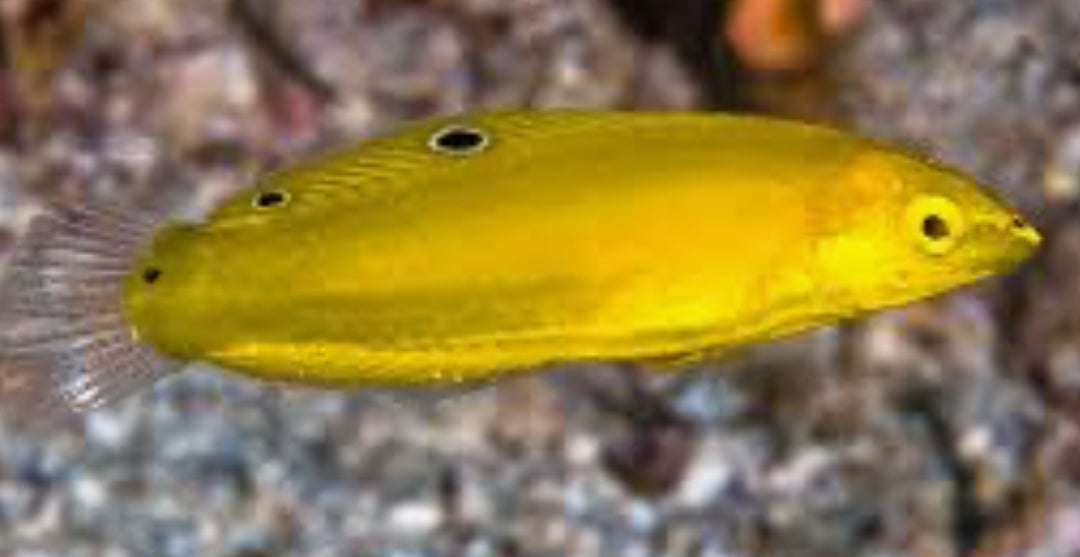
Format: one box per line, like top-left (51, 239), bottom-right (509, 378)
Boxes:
top-left (429, 125), bottom-right (489, 155)
top-left (253, 190), bottom-right (290, 209)
top-left (141, 267), bottom-right (163, 284)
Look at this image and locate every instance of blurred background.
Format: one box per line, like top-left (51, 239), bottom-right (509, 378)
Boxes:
top-left (1, 0), bottom-right (1079, 555)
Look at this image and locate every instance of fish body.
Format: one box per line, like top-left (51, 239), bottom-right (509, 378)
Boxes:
top-left (0, 111), bottom-right (1041, 420)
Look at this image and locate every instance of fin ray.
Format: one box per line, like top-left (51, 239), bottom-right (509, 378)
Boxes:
top-left (0, 202), bottom-right (180, 428)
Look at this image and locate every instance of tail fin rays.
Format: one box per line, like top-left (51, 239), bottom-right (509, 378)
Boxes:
top-left (0, 202), bottom-right (179, 428)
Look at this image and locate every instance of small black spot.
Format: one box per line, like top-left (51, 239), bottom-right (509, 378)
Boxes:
top-left (253, 190), bottom-right (289, 209)
top-left (922, 214), bottom-right (951, 241)
top-left (142, 267), bottom-right (163, 285)
top-left (430, 126), bottom-right (489, 155)
top-left (1012, 216), bottom-right (1027, 229)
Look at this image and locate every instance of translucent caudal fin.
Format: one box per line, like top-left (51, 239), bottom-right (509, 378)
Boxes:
top-left (0, 203), bottom-right (181, 429)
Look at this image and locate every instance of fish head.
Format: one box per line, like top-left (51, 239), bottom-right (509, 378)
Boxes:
top-left (812, 145), bottom-right (1041, 313)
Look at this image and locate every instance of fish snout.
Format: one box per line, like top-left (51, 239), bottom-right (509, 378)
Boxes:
top-left (973, 212), bottom-right (1042, 272)
top-left (1008, 215), bottom-right (1042, 250)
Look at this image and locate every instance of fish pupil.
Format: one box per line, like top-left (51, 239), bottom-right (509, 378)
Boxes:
top-left (431, 126), bottom-right (488, 154)
top-left (922, 214), bottom-right (950, 241)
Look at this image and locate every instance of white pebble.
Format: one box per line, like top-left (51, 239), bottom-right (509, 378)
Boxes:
top-left (387, 501), bottom-right (442, 534)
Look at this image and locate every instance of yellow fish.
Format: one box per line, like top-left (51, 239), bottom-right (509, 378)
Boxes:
top-left (0, 111), bottom-right (1041, 421)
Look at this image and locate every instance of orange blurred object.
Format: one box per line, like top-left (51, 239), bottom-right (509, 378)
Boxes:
top-left (820, 0), bottom-right (869, 33)
top-left (726, 0), bottom-right (869, 72)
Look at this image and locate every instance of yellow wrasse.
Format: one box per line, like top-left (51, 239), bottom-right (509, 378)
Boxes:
top-left (0, 110), bottom-right (1041, 421)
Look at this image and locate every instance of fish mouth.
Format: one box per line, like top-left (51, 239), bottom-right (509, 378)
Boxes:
top-left (973, 213), bottom-right (1042, 274)
top-left (1010, 216), bottom-right (1043, 249)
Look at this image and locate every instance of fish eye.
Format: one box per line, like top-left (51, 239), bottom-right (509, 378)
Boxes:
top-left (429, 126), bottom-right (489, 155)
top-left (253, 190), bottom-right (290, 209)
top-left (142, 267), bottom-right (163, 285)
top-left (906, 195), bottom-right (965, 255)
